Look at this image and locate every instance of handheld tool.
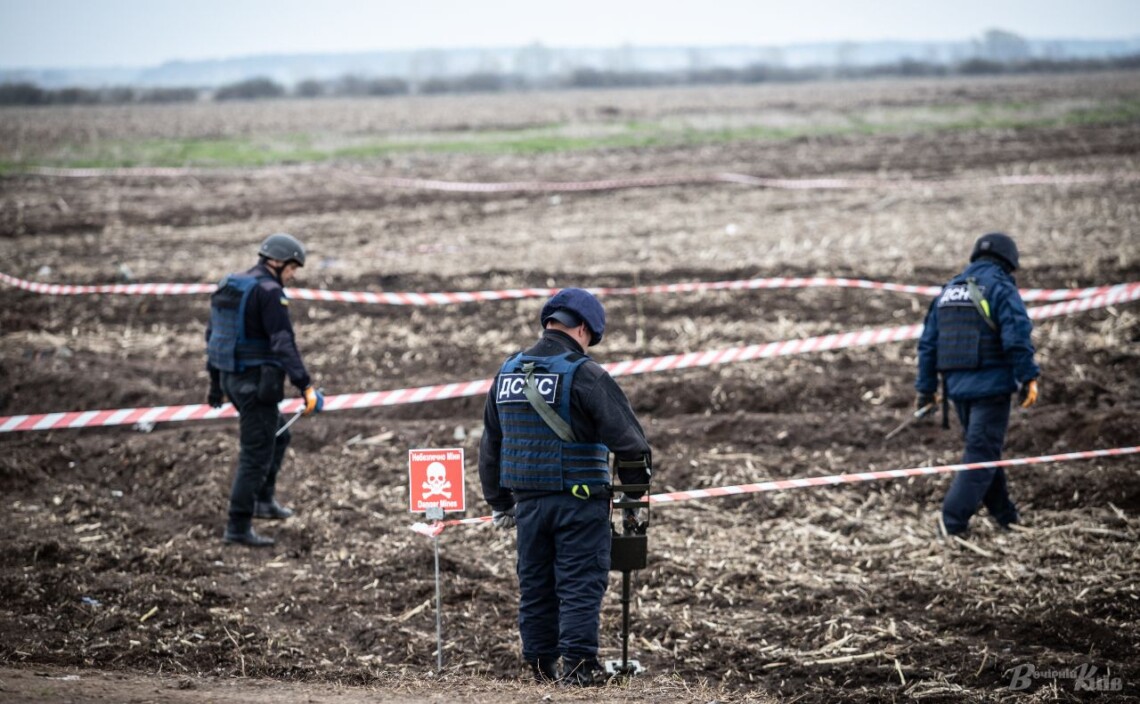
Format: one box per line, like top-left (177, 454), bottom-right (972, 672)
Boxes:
top-left (605, 483), bottom-right (651, 679)
top-left (884, 401), bottom-right (937, 441)
top-left (276, 407), bottom-right (305, 437)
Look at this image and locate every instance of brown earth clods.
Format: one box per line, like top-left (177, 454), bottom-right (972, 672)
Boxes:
top-left (1, 74), bottom-right (1139, 703)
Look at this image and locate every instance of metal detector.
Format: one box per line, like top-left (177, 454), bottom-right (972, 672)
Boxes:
top-left (276, 407), bottom-right (305, 437)
top-left (883, 401), bottom-right (936, 441)
top-left (605, 483), bottom-right (650, 678)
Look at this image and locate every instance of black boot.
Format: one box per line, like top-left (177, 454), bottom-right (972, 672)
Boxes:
top-left (253, 499), bottom-right (294, 520)
top-left (560, 657), bottom-right (606, 687)
top-left (223, 526), bottom-right (275, 547)
top-left (528, 657), bottom-right (560, 683)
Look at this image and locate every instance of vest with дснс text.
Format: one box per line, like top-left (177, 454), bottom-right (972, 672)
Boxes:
top-left (495, 351), bottom-right (610, 492)
top-left (935, 277), bottom-right (1003, 371)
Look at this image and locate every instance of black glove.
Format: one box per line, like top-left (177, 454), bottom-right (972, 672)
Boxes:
top-left (491, 507), bottom-right (516, 529)
top-left (916, 393), bottom-right (936, 412)
top-left (208, 382), bottom-right (224, 408)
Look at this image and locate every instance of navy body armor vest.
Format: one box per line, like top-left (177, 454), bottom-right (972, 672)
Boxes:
top-left (207, 274), bottom-right (278, 373)
top-left (935, 280), bottom-right (1003, 371)
top-left (495, 351), bottom-right (610, 492)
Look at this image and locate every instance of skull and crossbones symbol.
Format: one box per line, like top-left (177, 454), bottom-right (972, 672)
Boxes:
top-left (422, 462), bottom-right (452, 499)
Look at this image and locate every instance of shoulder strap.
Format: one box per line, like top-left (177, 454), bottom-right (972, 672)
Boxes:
top-left (966, 277), bottom-right (998, 332)
top-left (521, 361), bottom-right (577, 442)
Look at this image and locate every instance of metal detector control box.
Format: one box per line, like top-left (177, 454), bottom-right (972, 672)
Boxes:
top-left (610, 533), bottom-right (648, 571)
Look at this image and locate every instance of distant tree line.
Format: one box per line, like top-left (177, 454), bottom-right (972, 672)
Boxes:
top-left (2, 54), bottom-right (1139, 106)
top-left (0, 83), bottom-right (201, 106)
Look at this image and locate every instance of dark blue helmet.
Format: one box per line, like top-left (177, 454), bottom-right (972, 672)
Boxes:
top-left (540, 287), bottom-right (606, 346)
top-left (970, 232), bottom-right (1019, 270)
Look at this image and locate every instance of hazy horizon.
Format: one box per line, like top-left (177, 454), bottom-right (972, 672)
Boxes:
top-left (1, 0), bottom-right (1137, 70)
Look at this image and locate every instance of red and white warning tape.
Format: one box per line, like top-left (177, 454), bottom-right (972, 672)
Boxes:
top-left (2, 270), bottom-right (1133, 306)
top-left (599, 280), bottom-right (1133, 304)
top-left (289, 286), bottom-right (553, 305)
top-left (2, 282), bottom-right (1137, 434)
top-left (648, 447), bottom-right (1140, 504)
top-left (409, 446), bottom-right (1140, 537)
top-left (26, 166), bottom-right (1137, 192)
top-left (0, 274), bottom-right (216, 296)
top-left (603, 282), bottom-right (1140, 379)
top-left (343, 172), bottom-right (1130, 193)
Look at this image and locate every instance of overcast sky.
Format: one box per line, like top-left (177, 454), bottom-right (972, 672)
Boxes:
top-left (1, 0), bottom-right (1137, 69)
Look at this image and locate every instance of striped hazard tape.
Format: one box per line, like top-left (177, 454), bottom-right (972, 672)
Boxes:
top-left (409, 446), bottom-right (1140, 537)
top-left (0, 275), bottom-right (216, 296)
top-left (26, 166), bottom-right (1137, 192)
top-left (2, 282), bottom-right (1137, 434)
top-left (2, 270), bottom-right (1134, 306)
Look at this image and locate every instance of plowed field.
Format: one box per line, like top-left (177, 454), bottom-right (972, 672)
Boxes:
top-left (2, 73), bottom-right (1139, 703)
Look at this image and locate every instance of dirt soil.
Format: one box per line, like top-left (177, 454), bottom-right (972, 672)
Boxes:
top-left (1, 73), bottom-right (1139, 703)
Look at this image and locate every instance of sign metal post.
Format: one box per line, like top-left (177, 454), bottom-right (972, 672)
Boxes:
top-left (426, 504), bottom-right (444, 672)
top-left (408, 448), bottom-right (465, 673)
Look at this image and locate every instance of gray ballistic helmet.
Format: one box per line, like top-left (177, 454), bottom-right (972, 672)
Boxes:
top-left (258, 232), bottom-right (306, 266)
top-left (970, 232), bottom-right (1018, 270)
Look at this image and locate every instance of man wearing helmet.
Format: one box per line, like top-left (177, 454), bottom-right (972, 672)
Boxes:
top-left (479, 287), bottom-right (652, 686)
top-left (206, 233), bottom-right (325, 547)
top-left (915, 232), bottom-right (1040, 537)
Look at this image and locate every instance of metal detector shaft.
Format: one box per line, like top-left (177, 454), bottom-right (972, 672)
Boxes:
top-left (619, 568), bottom-right (633, 668)
top-left (607, 484), bottom-right (650, 678)
top-left (884, 402), bottom-right (936, 441)
top-left (276, 407), bottom-right (305, 437)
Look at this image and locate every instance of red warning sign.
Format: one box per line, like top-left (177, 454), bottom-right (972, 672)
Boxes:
top-left (408, 448), bottom-right (466, 513)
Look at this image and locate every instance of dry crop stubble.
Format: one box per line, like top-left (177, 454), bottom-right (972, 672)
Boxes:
top-left (1, 73), bottom-right (1139, 702)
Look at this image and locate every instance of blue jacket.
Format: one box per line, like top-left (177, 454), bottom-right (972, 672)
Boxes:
top-left (916, 258), bottom-right (1040, 401)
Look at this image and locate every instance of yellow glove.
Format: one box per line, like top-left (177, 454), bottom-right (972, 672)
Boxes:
top-left (1018, 379), bottom-right (1038, 408)
top-left (303, 386), bottom-right (325, 415)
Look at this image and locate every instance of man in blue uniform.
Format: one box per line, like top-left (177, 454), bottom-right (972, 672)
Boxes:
top-left (479, 288), bottom-right (652, 686)
top-left (206, 233), bottom-right (324, 547)
top-left (916, 232), bottom-right (1040, 537)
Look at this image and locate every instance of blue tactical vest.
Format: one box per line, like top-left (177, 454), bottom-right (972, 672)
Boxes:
top-left (206, 274), bottom-right (278, 373)
top-left (935, 278), bottom-right (1003, 371)
top-left (495, 351), bottom-right (611, 492)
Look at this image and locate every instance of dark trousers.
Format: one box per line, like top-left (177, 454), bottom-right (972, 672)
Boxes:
top-left (221, 368), bottom-right (290, 533)
top-left (942, 395), bottom-right (1019, 534)
top-left (515, 493), bottom-right (611, 664)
